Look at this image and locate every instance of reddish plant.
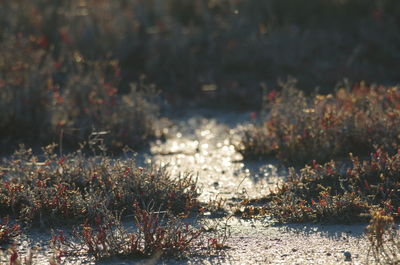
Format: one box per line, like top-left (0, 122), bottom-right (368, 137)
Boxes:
top-left (0, 144), bottom-right (199, 226)
top-left (238, 148), bottom-right (400, 223)
top-left (51, 204), bottom-right (205, 261)
top-left (0, 217), bottom-right (20, 245)
top-left (237, 81), bottom-right (400, 165)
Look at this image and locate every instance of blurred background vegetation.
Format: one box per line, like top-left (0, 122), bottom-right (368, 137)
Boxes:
top-left (0, 0), bottom-right (399, 152)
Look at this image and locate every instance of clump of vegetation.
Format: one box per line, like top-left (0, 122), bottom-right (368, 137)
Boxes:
top-left (0, 144), bottom-right (199, 226)
top-left (1, 1), bottom-right (164, 153)
top-left (0, 31), bottom-right (159, 152)
top-left (237, 80), bottom-right (400, 165)
top-left (366, 211), bottom-right (400, 265)
top-left (51, 203), bottom-right (205, 261)
top-left (237, 149), bottom-right (400, 223)
top-left (0, 217), bottom-right (20, 245)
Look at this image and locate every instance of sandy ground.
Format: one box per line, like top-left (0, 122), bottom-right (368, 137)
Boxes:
top-left (211, 220), bottom-right (370, 265)
top-left (1, 109), bottom-right (376, 264)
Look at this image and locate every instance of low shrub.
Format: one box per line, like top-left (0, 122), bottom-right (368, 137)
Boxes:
top-left (237, 80), bottom-right (400, 165)
top-left (0, 144), bottom-right (199, 226)
top-left (0, 32), bottom-right (159, 152)
top-left (237, 149), bottom-right (400, 223)
top-left (51, 204), bottom-right (205, 261)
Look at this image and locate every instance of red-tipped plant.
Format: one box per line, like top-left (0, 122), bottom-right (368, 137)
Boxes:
top-left (0, 217), bottom-right (20, 245)
top-left (51, 204), bottom-right (205, 261)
